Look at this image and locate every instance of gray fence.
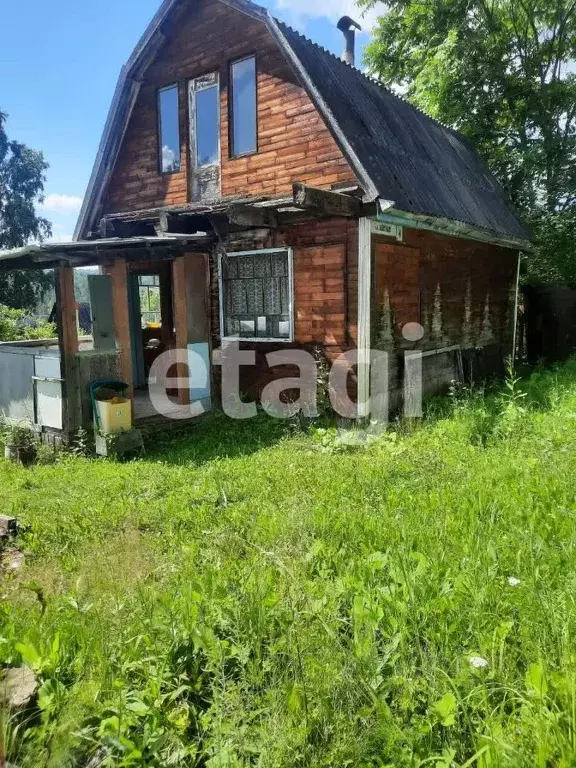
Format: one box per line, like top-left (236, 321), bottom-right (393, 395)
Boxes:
top-left (0, 341), bottom-right (63, 429)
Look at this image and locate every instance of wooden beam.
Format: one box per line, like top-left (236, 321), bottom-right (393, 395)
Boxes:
top-left (228, 203), bottom-right (279, 229)
top-left (55, 265), bottom-right (79, 357)
top-left (55, 265), bottom-right (79, 435)
top-left (172, 257), bottom-right (190, 407)
top-left (172, 253), bottom-right (212, 407)
top-left (108, 259), bottom-right (133, 397)
top-left (293, 183), bottom-right (362, 218)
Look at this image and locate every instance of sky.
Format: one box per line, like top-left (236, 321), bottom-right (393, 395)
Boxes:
top-left (0, 0), bottom-right (381, 243)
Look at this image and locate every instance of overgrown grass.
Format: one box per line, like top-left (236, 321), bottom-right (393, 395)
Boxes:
top-left (3, 362), bottom-right (576, 766)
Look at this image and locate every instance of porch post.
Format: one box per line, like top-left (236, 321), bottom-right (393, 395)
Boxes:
top-left (357, 217), bottom-right (372, 418)
top-left (172, 256), bottom-right (190, 406)
top-left (55, 264), bottom-right (79, 435)
top-left (172, 253), bottom-right (211, 406)
top-left (108, 259), bottom-right (133, 397)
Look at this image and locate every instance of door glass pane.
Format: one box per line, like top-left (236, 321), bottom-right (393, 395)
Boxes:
top-left (195, 85), bottom-right (219, 166)
top-left (158, 86), bottom-right (180, 173)
top-left (231, 57), bottom-right (257, 157)
top-left (138, 274), bottom-right (161, 327)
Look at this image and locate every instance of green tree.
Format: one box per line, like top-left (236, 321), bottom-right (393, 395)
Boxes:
top-left (360, 0), bottom-right (576, 281)
top-left (0, 110), bottom-right (53, 308)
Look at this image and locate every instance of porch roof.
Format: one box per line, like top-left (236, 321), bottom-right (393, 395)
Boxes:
top-left (0, 234), bottom-right (212, 271)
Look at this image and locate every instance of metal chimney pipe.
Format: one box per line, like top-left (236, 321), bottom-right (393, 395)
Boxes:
top-left (337, 16), bottom-right (362, 66)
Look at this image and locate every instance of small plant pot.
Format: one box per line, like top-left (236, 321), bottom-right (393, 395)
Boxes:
top-left (4, 443), bottom-right (37, 466)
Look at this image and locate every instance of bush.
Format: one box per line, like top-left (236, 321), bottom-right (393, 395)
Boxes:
top-left (0, 304), bottom-right (55, 342)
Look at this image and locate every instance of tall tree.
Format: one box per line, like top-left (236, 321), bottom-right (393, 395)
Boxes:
top-left (0, 110), bottom-right (53, 308)
top-left (359, 0), bottom-right (576, 281)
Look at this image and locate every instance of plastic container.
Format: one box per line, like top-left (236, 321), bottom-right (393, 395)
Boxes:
top-left (95, 397), bottom-right (132, 435)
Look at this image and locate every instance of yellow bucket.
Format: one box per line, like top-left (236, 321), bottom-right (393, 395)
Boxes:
top-left (95, 398), bottom-right (132, 435)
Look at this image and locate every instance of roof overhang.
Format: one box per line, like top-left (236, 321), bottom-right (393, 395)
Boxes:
top-left (0, 235), bottom-right (212, 271)
top-left (377, 202), bottom-right (534, 252)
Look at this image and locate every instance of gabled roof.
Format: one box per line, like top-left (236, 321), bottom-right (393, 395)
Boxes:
top-left (272, 21), bottom-right (529, 244)
top-left (75, 0), bottom-right (530, 247)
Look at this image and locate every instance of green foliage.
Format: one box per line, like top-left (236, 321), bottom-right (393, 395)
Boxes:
top-left (0, 419), bottom-right (36, 449)
top-left (3, 363), bottom-right (576, 764)
top-left (0, 110), bottom-right (52, 309)
top-left (525, 208), bottom-right (576, 285)
top-left (0, 304), bottom-right (55, 342)
top-left (359, 0), bottom-right (576, 281)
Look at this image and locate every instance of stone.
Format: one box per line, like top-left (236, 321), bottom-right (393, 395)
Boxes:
top-left (0, 517), bottom-right (18, 539)
top-left (85, 748), bottom-right (108, 768)
top-left (94, 429), bottom-right (145, 458)
top-left (0, 667), bottom-right (38, 709)
top-left (1, 549), bottom-right (24, 572)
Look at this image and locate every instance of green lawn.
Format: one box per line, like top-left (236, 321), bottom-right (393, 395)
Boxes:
top-left (3, 363), bottom-right (576, 767)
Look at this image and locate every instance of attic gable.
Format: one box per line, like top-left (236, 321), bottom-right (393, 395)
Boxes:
top-left (76, 0), bottom-right (357, 236)
top-left (75, 0), bottom-right (529, 247)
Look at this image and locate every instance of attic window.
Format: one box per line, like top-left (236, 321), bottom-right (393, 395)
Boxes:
top-left (158, 85), bottom-right (181, 174)
top-left (230, 56), bottom-right (257, 157)
top-left (191, 73), bottom-right (220, 167)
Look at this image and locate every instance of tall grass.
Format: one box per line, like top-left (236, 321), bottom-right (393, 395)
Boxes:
top-left (2, 361), bottom-right (576, 766)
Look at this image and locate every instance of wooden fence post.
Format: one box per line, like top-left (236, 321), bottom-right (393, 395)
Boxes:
top-left (55, 265), bottom-right (79, 436)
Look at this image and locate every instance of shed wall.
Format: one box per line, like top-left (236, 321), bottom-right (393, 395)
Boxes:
top-left (372, 229), bottom-right (519, 404)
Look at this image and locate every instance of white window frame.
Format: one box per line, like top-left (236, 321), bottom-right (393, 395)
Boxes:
top-left (218, 247), bottom-right (294, 343)
top-left (189, 72), bottom-right (221, 170)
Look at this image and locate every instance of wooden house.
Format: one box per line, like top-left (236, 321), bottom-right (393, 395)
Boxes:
top-left (0, 0), bottom-right (531, 438)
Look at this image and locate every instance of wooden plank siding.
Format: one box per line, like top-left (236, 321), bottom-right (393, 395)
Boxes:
top-left (372, 229), bottom-right (519, 353)
top-left (100, 0), bottom-right (356, 215)
top-left (210, 218), bottom-right (359, 400)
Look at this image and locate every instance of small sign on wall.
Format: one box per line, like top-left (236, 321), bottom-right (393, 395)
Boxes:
top-left (371, 220), bottom-right (403, 242)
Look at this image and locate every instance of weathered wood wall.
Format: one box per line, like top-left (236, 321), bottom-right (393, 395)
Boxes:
top-left (372, 229), bottom-right (519, 402)
top-left (373, 230), bottom-right (518, 352)
top-left (211, 218), bottom-right (358, 399)
top-left (101, 0), bottom-right (356, 215)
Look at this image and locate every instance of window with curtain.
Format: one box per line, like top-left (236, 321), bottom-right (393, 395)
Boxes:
top-left (220, 249), bottom-right (292, 340)
top-left (230, 56), bottom-right (257, 157)
top-left (158, 85), bottom-right (181, 173)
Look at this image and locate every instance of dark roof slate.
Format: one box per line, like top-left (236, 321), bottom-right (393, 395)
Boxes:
top-left (274, 21), bottom-right (529, 242)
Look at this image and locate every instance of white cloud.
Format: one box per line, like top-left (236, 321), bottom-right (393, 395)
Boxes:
top-left (40, 194), bottom-right (84, 215)
top-left (272, 0), bottom-right (382, 33)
